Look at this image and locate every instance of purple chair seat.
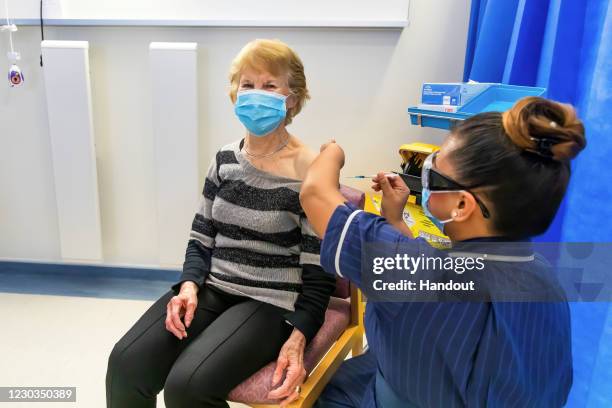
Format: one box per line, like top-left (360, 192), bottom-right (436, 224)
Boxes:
top-left (228, 297), bottom-right (351, 404)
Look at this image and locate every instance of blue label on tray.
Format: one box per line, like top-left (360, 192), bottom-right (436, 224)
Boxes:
top-left (422, 84), bottom-right (461, 106)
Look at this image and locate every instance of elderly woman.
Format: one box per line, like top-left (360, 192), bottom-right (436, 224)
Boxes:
top-left (106, 39), bottom-right (336, 408)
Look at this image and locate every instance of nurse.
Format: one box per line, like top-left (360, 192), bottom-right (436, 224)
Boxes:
top-left (300, 97), bottom-right (586, 407)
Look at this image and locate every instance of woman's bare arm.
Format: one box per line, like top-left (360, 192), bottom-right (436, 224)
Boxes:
top-left (299, 142), bottom-right (347, 238)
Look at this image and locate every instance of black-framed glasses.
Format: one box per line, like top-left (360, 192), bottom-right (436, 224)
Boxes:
top-left (421, 151), bottom-right (491, 219)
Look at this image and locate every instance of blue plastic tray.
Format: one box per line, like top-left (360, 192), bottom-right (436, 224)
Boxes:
top-left (408, 84), bottom-right (546, 130)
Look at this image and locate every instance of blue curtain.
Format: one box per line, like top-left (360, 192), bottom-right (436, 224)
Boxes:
top-left (463, 1), bottom-right (612, 406)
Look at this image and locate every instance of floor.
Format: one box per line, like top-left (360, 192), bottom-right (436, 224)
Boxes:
top-left (0, 278), bottom-right (248, 408)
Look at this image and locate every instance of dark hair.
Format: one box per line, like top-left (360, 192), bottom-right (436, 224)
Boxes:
top-left (449, 97), bottom-right (586, 238)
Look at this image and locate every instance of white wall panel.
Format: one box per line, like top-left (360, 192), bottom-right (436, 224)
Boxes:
top-left (150, 42), bottom-right (199, 267)
top-left (41, 40), bottom-right (102, 261)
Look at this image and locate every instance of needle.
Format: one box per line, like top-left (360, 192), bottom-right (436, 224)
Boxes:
top-left (344, 173), bottom-right (399, 179)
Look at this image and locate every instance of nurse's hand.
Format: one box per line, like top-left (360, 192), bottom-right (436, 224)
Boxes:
top-left (372, 171), bottom-right (411, 224)
top-left (319, 139), bottom-right (345, 168)
top-left (268, 329), bottom-right (307, 406)
top-left (165, 281), bottom-right (199, 339)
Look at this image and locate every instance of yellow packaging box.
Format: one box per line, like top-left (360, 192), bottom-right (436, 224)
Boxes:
top-left (364, 192), bottom-right (451, 248)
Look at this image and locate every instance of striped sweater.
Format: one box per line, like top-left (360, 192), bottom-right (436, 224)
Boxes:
top-left (171, 139), bottom-right (336, 342)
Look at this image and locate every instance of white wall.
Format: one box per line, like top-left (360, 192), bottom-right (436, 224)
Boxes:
top-left (2, 0), bottom-right (410, 27)
top-left (0, 0), bottom-right (470, 267)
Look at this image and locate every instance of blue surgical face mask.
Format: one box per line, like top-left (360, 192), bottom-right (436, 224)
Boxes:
top-left (421, 187), bottom-right (454, 233)
top-left (234, 89), bottom-right (288, 137)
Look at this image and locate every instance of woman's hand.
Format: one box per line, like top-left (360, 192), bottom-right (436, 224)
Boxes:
top-left (267, 329), bottom-right (307, 407)
top-left (165, 281), bottom-right (199, 339)
top-left (372, 171), bottom-right (411, 225)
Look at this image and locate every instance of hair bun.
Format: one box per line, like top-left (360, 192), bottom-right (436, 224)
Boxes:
top-left (502, 96), bottom-right (586, 161)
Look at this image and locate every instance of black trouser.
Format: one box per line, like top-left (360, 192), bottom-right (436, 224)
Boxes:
top-left (106, 284), bottom-right (293, 408)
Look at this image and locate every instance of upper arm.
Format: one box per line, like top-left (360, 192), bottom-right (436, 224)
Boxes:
top-left (298, 214), bottom-right (322, 266)
top-left (319, 204), bottom-right (434, 285)
top-left (294, 146), bottom-right (318, 179)
top-left (318, 204), bottom-right (367, 283)
top-left (189, 152), bottom-right (221, 248)
top-left (297, 144), bottom-right (347, 237)
top-left (300, 188), bottom-right (347, 238)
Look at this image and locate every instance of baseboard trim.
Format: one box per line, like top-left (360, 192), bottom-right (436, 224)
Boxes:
top-left (0, 260), bottom-right (180, 282)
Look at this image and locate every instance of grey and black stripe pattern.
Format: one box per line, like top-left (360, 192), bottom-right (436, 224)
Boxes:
top-left (185, 139), bottom-right (331, 315)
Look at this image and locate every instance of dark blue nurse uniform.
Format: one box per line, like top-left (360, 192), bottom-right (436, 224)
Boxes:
top-left (315, 202), bottom-right (573, 408)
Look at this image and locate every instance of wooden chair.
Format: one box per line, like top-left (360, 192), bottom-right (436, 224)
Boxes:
top-left (228, 186), bottom-right (366, 408)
